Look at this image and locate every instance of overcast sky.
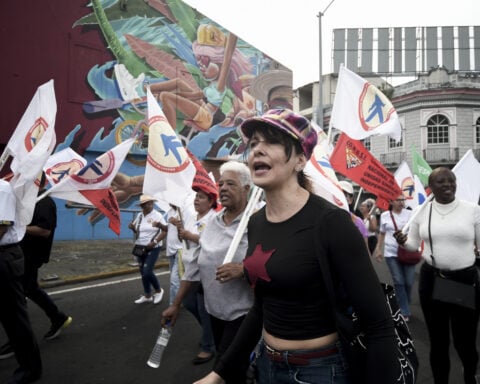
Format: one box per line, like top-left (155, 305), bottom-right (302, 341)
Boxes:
top-left (184, 0), bottom-right (480, 88)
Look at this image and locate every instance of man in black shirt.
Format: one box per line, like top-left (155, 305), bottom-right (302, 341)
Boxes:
top-left (0, 173), bottom-right (72, 360)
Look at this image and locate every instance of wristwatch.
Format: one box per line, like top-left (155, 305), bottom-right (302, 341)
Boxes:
top-left (153, 239), bottom-right (158, 245)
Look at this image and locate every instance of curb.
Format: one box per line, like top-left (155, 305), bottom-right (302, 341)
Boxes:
top-left (40, 260), bottom-right (170, 289)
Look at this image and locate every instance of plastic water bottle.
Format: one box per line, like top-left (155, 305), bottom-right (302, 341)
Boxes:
top-left (147, 326), bottom-right (172, 368)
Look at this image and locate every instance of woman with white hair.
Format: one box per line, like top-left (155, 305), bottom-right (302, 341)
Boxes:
top-left (162, 160), bottom-right (254, 383)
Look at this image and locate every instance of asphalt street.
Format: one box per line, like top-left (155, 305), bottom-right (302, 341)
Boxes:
top-left (0, 240), bottom-right (476, 383)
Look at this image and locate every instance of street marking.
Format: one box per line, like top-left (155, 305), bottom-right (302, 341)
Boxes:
top-left (48, 271), bottom-right (170, 295)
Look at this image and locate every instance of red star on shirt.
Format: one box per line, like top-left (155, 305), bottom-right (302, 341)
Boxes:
top-left (244, 243), bottom-right (275, 288)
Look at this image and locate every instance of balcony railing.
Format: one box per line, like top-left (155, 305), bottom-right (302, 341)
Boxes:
top-left (423, 147), bottom-right (459, 164)
top-left (379, 151), bottom-right (406, 166)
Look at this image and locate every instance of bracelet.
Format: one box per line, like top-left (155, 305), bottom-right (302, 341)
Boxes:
top-left (153, 239), bottom-right (158, 245)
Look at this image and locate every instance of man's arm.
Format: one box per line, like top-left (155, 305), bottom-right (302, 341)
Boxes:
top-left (0, 224), bottom-right (10, 241)
top-left (25, 225), bottom-right (51, 238)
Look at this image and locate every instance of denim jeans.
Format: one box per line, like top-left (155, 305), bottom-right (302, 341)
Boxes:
top-left (256, 341), bottom-right (350, 384)
top-left (385, 257), bottom-right (416, 316)
top-left (138, 247), bottom-right (161, 295)
top-left (182, 282), bottom-right (215, 354)
top-left (168, 251), bottom-right (180, 305)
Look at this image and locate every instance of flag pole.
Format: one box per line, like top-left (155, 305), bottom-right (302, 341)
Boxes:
top-left (0, 149), bottom-right (11, 174)
top-left (222, 186), bottom-right (262, 264)
top-left (353, 187), bottom-right (363, 212)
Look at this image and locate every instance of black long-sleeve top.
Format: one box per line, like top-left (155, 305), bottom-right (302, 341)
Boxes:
top-left (214, 194), bottom-right (398, 383)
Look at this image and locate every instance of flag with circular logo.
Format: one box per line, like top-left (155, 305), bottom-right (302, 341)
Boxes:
top-left (331, 65), bottom-right (401, 142)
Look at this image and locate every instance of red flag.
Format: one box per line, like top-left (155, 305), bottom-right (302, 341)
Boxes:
top-left (81, 189), bottom-right (121, 235)
top-left (330, 133), bottom-right (402, 203)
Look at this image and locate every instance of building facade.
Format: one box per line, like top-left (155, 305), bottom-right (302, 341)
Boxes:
top-left (294, 67), bottom-right (480, 172)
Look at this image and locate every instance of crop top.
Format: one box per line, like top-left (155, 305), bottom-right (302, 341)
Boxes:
top-left (214, 194), bottom-right (398, 383)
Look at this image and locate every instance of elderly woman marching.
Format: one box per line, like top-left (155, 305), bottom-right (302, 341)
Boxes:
top-left (162, 161), bottom-right (254, 384)
top-left (195, 108), bottom-right (399, 384)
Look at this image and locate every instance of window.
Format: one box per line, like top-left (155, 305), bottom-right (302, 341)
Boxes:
top-left (389, 133), bottom-right (403, 148)
top-left (427, 114), bottom-right (449, 144)
top-left (363, 137), bottom-right (371, 150)
top-left (476, 116), bottom-right (480, 144)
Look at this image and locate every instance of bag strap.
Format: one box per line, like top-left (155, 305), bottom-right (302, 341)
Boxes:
top-left (427, 202), bottom-right (436, 267)
top-left (389, 210), bottom-right (399, 231)
top-left (135, 213), bottom-right (143, 240)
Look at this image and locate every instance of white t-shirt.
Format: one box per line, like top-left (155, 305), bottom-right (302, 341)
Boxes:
top-left (182, 208), bottom-right (216, 281)
top-left (0, 180), bottom-right (26, 245)
top-left (379, 209), bottom-right (412, 257)
top-left (133, 210), bottom-right (165, 247)
top-left (405, 199), bottom-right (480, 270)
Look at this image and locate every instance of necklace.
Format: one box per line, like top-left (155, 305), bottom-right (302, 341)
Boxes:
top-left (432, 200), bottom-right (458, 219)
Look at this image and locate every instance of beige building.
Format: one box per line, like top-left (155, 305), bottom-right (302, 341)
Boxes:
top-left (294, 67), bottom-right (480, 171)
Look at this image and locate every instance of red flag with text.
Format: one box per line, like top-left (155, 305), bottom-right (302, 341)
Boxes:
top-left (329, 133), bottom-right (402, 209)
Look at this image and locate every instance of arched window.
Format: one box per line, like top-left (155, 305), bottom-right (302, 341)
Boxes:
top-left (427, 114), bottom-right (449, 144)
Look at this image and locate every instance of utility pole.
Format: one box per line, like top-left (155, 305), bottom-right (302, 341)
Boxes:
top-left (317, 0), bottom-right (337, 129)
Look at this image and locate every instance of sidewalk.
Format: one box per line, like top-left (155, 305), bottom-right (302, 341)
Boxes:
top-left (39, 239), bottom-right (169, 288)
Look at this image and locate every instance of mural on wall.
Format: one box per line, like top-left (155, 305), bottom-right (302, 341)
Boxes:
top-left (52, 0), bottom-right (292, 238)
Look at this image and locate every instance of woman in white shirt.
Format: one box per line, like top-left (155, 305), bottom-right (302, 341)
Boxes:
top-left (178, 186), bottom-right (218, 364)
top-left (395, 167), bottom-right (480, 384)
top-left (374, 195), bottom-right (415, 320)
top-left (128, 195), bottom-right (166, 304)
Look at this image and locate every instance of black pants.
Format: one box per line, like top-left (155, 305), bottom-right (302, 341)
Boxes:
top-left (24, 254), bottom-right (63, 324)
top-left (419, 263), bottom-right (479, 384)
top-left (210, 314), bottom-right (250, 384)
top-left (0, 244), bottom-right (42, 377)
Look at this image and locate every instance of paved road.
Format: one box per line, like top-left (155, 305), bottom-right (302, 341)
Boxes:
top-left (0, 255), bottom-right (475, 383)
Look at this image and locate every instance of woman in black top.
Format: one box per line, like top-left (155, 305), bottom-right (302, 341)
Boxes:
top-left (195, 109), bottom-right (398, 384)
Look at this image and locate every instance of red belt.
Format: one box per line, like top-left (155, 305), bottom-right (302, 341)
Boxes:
top-left (265, 344), bottom-right (339, 366)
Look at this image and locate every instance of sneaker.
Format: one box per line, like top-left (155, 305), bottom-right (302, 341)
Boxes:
top-left (134, 295), bottom-right (153, 304)
top-left (44, 315), bottom-right (73, 340)
top-left (0, 342), bottom-right (14, 360)
top-left (153, 289), bottom-right (164, 305)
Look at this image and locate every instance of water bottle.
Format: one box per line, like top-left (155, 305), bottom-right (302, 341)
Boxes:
top-left (147, 326), bottom-right (172, 368)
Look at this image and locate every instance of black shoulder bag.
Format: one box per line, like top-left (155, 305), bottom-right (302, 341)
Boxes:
top-left (428, 202), bottom-right (477, 310)
top-left (314, 217), bottom-right (418, 384)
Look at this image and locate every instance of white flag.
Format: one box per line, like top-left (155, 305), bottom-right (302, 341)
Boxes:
top-left (43, 147), bottom-right (87, 186)
top-left (41, 138), bottom-right (135, 235)
top-left (7, 80), bottom-right (57, 225)
top-left (452, 149), bottom-right (480, 204)
top-left (394, 161), bottom-right (418, 209)
top-left (304, 145), bottom-right (349, 211)
top-left (413, 175), bottom-right (427, 206)
top-left (330, 65), bottom-right (401, 142)
top-left (143, 88), bottom-right (195, 207)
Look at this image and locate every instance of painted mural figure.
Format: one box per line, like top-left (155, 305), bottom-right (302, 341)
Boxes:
top-left (149, 26), bottom-right (253, 134)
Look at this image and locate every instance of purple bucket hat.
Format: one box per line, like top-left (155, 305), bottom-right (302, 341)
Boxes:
top-left (240, 109), bottom-right (318, 159)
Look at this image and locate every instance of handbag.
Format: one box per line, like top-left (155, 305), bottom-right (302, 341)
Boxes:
top-left (427, 202), bottom-right (477, 310)
top-left (315, 245), bottom-right (418, 383)
top-left (132, 244), bottom-right (147, 258)
top-left (390, 211), bottom-right (422, 265)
